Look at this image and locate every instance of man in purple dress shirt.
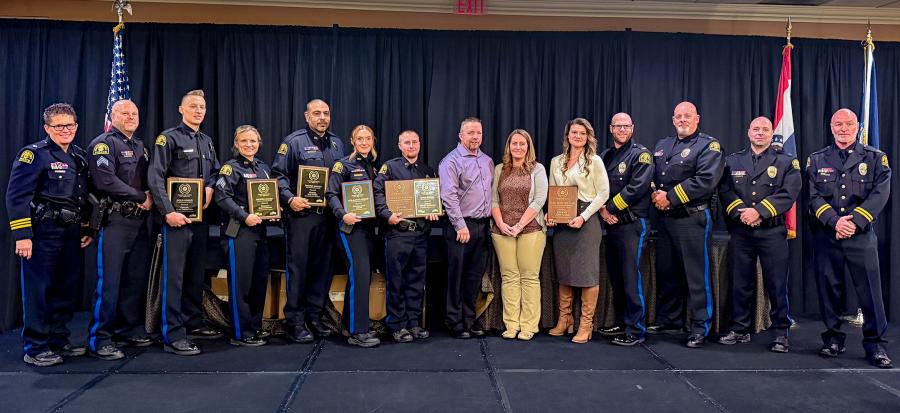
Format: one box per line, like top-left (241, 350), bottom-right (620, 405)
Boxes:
top-left (439, 117), bottom-right (494, 339)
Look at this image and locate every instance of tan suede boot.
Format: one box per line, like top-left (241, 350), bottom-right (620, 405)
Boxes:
top-left (548, 284), bottom-right (575, 336)
top-left (572, 286), bottom-right (599, 343)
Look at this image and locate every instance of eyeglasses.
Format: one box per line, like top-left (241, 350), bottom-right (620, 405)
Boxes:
top-left (611, 124), bottom-right (633, 130)
top-left (47, 123), bottom-right (78, 132)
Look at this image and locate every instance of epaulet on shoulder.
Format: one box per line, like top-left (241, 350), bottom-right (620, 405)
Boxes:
top-left (810, 147), bottom-right (829, 156)
top-left (30, 140), bottom-right (49, 149)
top-left (634, 143), bottom-right (649, 152)
top-left (71, 144), bottom-right (86, 154)
top-left (863, 144), bottom-right (883, 155)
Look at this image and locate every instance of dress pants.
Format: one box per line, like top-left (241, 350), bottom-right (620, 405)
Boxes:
top-left (337, 225), bottom-right (374, 334)
top-left (444, 218), bottom-right (489, 334)
top-left (491, 231), bottom-right (545, 334)
top-left (283, 212), bottom-right (335, 333)
top-left (655, 210), bottom-right (714, 336)
top-left (727, 225), bottom-right (791, 337)
top-left (384, 229), bottom-right (428, 332)
top-left (605, 218), bottom-right (649, 338)
top-left (224, 225), bottom-right (270, 340)
top-left (160, 223), bottom-right (208, 343)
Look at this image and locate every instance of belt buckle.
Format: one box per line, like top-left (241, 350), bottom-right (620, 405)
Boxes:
top-left (408, 221), bottom-right (417, 231)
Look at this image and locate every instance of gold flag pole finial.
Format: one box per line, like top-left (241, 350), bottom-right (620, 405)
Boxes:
top-left (112, 0), bottom-right (133, 34)
top-left (864, 19), bottom-right (874, 50)
top-left (785, 17), bottom-right (793, 49)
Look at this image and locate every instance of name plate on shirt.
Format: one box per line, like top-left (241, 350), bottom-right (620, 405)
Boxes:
top-left (342, 181), bottom-right (376, 219)
top-left (547, 186), bottom-right (578, 222)
top-left (386, 178), bottom-right (444, 218)
top-left (297, 166), bottom-right (329, 207)
top-left (167, 177), bottom-right (204, 222)
top-left (247, 179), bottom-right (281, 220)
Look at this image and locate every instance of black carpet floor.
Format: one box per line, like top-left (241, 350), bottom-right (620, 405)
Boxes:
top-left (1, 314), bottom-right (899, 413)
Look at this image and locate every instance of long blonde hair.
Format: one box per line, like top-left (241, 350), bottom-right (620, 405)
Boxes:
top-left (561, 118), bottom-right (597, 176)
top-left (349, 124), bottom-right (378, 160)
top-left (501, 129), bottom-right (536, 173)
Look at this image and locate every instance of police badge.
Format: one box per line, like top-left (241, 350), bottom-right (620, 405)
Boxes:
top-left (618, 162), bottom-right (627, 174)
top-left (680, 148), bottom-right (691, 158)
top-left (859, 163), bottom-right (868, 176)
top-left (767, 166), bottom-right (777, 178)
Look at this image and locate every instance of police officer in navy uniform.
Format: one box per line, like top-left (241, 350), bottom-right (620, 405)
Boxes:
top-left (649, 101), bottom-right (725, 348)
top-left (215, 125), bottom-right (273, 347)
top-left (327, 125), bottom-right (382, 348)
top-left (597, 113), bottom-right (653, 346)
top-left (717, 117), bottom-right (801, 353)
top-left (148, 90), bottom-right (222, 356)
top-left (373, 130), bottom-right (439, 343)
top-left (808, 108), bottom-right (892, 368)
top-left (271, 99), bottom-right (345, 343)
top-left (7, 103), bottom-right (92, 367)
top-left (86, 100), bottom-right (154, 361)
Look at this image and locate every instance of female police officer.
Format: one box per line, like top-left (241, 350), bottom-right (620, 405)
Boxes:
top-left (214, 125), bottom-right (273, 347)
top-left (326, 125), bottom-right (381, 348)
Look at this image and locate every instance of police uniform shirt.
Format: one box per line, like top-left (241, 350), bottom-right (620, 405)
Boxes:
top-left (600, 140), bottom-right (654, 218)
top-left (147, 122), bottom-right (220, 215)
top-left (326, 153), bottom-right (377, 220)
top-left (214, 155), bottom-right (273, 222)
top-left (88, 127), bottom-right (149, 203)
top-left (373, 157), bottom-right (437, 220)
top-left (653, 131), bottom-right (725, 208)
top-left (271, 127), bottom-right (344, 208)
top-left (6, 139), bottom-right (88, 240)
top-left (807, 142), bottom-right (891, 231)
top-left (720, 146), bottom-right (801, 222)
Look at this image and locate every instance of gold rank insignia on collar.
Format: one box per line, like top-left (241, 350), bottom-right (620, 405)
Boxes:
top-left (155, 135), bottom-right (167, 146)
top-left (767, 166), bottom-right (777, 178)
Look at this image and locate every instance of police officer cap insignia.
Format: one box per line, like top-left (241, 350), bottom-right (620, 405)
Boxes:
top-left (277, 143), bottom-right (288, 155)
top-left (93, 143), bottom-right (110, 156)
top-left (708, 142), bottom-right (721, 152)
top-left (379, 164), bottom-right (389, 175)
top-left (155, 134), bottom-right (167, 146)
top-left (792, 159), bottom-right (800, 170)
top-left (220, 164), bottom-right (233, 176)
top-left (638, 152), bottom-right (652, 164)
top-left (18, 150), bottom-right (34, 164)
top-left (882, 155), bottom-right (890, 168)
top-left (333, 162), bottom-right (344, 173)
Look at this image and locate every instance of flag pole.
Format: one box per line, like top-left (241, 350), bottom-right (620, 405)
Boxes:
top-left (785, 16), bottom-right (793, 49)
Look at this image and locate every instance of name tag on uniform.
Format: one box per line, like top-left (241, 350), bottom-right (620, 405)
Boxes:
top-left (182, 148), bottom-right (195, 153)
top-left (731, 170), bottom-right (746, 177)
top-left (351, 169), bottom-right (366, 178)
top-left (122, 150), bottom-right (134, 158)
top-left (818, 167), bottom-right (834, 176)
top-left (243, 173), bottom-right (257, 178)
top-left (654, 150), bottom-right (664, 157)
top-left (304, 146), bottom-right (319, 153)
top-left (50, 162), bottom-right (68, 170)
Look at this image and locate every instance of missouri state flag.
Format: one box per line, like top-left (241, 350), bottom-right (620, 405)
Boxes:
top-left (772, 44), bottom-right (797, 239)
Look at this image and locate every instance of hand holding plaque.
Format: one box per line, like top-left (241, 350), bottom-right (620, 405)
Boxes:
top-left (342, 181), bottom-right (376, 219)
top-left (167, 177), bottom-right (204, 222)
top-left (547, 186), bottom-right (578, 223)
top-left (298, 166), bottom-right (329, 207)
top-left (385, 178), bottom-right (443, 218)
top-left (247, 179), bottom-right (281, 220)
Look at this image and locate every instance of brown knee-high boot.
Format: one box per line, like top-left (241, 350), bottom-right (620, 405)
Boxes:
top-left (572, 286), bottom-right (599, 343)
top-left (548, 284), bottom-right (574, 336)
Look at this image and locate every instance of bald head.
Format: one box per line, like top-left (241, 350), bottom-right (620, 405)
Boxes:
top-left (609, 112), bottom-right (634, 147)
top-left (830, 108), bottom-right (859, 149)
top-left (673, 101), bottom-right (700, 138)
top-left (747, 116), bottom-right (773, 152)
top-left (304, 99), bottom-right (331, 136)
top-left (110, 99), bottom-right (139, 137)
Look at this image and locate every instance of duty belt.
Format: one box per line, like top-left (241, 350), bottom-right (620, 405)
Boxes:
top-left (397, 218), bottom-right (429, 232)
top-left (661, 203), bottom-right (708, 219)
top-left (109, 201), bottom-right (148, 219)
top-left (34, 204), bottom-right (81, 225)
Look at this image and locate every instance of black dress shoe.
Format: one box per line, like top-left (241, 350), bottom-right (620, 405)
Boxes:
top-left (189, 326), bottom-right (224, 340)
top-left (308, 321), bottom-right (334, 338)
top-left (769, 336), bottom-right (790, 353)
top-left (685, 334), bottom-right (706, 348)
top-left (348, 332), bottom-right (381, 348)
top-left (453, 331), bottom-right (472, 339)
top-left (392, 329), bottom-right (413, 343)
top-left (114, 336), bottom-right (155, 348)
top-left (230, 336), bottom-right (267, 347)
top-left (599, 325), bottom-right (626, 337)
top-left (287, 328), bottom-right (315, 344)
top-left (255, 330), bottom-right (271, 339)
top-left (469, 328), bottom-right (485, 337)
top-left (55, 344), bottom-right (86, 357)
top-left (409, 327), bottom-right (430, 340)
top-left (717, 331), bottom-right (751, 345)
top-left (647, 323), bottom-right (683, 335)
top-left (164, 339), bottom-right (201, 356)
top-left (90, 344), bottom-right (125, 361)
top-left (818, 343), bottom-right (846, 358)
top-left (611, 334), bottom-right (645, 346)
top-left (23, 351), bottom-right (63, 367)
top-left (868, 351), bottom-right (893, 369)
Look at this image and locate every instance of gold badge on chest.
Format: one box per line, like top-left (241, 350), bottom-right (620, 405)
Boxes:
top-left (680, 148), bottom-right (691, 158)
top-left (859, 163), bottom-right (868, 176)
top-left (767, 166), bottom-right (777, 178)
top-left (618, 162), bottom-right (627, 174)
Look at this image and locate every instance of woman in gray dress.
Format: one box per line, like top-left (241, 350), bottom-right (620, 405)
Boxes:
top-left (546, 118), bottom-right (609, 343)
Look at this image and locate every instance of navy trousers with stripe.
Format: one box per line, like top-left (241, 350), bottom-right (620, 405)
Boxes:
top-left (283, 213), bottom-right (335, 333)
top-left (604, 218), bottom-right (649, 338)
top-left (384, 229), bottom-right (428, 332)
top-left (337, 225), bottom-right (374, 335)
top-left (87, 213), bottom-right (151, 351)
top-left (161, 223), bottom-right (208, 343)
top-left (20, 219), bottom-right (83, 356)
top-left (655, 210), bottom-right (714, 336)
top-left (224, 225), bottom-right (269, 340)
top-left (727, 225), bottom-right (791, 337)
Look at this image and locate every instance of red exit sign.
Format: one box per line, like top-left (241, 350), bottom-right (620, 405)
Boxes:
top-left (457, 0), bottom-right (485, 15)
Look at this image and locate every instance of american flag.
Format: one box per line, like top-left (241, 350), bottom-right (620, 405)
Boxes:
top-left (104, 22), bottom-right (130, 132)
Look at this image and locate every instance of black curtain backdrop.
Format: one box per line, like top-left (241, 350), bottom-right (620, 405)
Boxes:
top-left (1, 20), bottom-right (898, 331)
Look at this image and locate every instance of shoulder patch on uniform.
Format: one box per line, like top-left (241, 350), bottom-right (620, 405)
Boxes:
top-left (708, 141), bottom-right (721, 152)
top-left (93, 143), bottom-right (110, 156)
top-left (882, 154), bottom-right (890, 168)
top-left (219, 164), bottom-right (233, 176)
top-left (155, 134), bottom-right (167, 146)
top-left (379, 164), bottom-right (389, 175)
top-left (638, 152), bottom-right (651, 164)
top-left (277, 143), bottom-right (288, 155)
top-left (18, 150), bottom-right (34, 164)
top-left (332, 162), bottom-right (344, 174)
top-left (792, 159), bottom-right (800, 170)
